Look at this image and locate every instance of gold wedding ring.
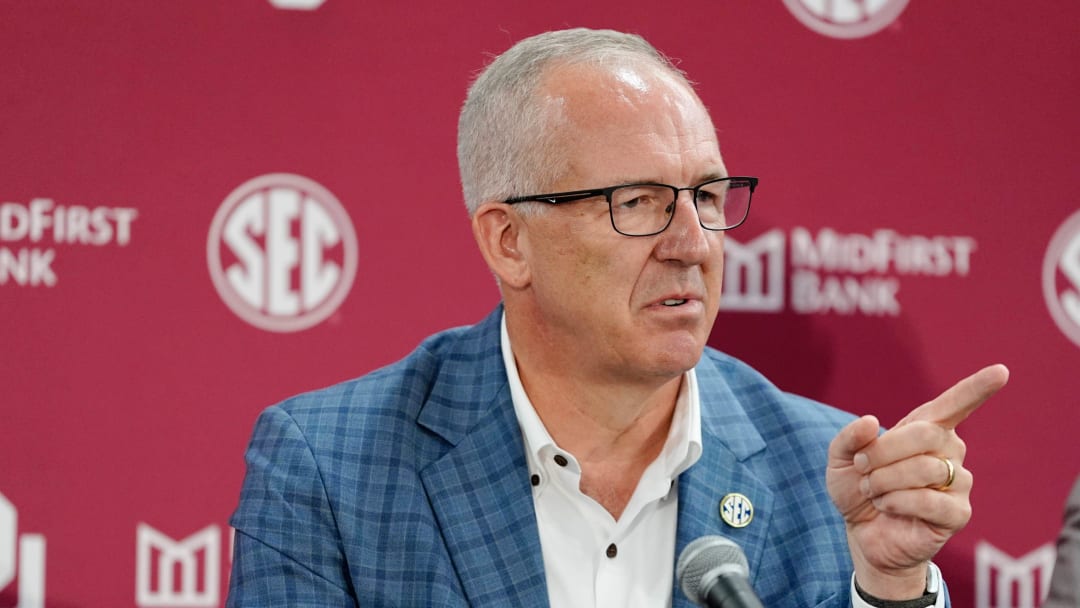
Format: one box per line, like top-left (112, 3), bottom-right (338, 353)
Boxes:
top-left (936, 456), bottom-right (956, 491)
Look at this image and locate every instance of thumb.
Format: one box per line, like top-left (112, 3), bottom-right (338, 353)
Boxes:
top-left (828, 414), bottom-right (880, 468)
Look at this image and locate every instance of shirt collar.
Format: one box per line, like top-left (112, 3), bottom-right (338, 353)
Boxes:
top-left (500, 312), bottom-right (702, 480)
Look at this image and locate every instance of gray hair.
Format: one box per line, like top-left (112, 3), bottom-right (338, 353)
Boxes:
top-left (456, 28), bottom-right (692, 216)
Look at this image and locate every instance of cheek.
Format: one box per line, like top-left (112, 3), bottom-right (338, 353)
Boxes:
top-left (529, 217), bottom-right (647, 308)
top-left (531, 231), bottom-right (609, 300)
top-left (706, 239), bottom-right (725, 306)
top-left (553, 230), bottom-right (626, 289)
top-left (570, 248), bottom-right (608, 285)
top-left (554, 251), bottom-right (615, 312)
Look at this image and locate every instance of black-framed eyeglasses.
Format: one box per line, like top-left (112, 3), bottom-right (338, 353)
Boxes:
top-left (504, 176), bottom-right (758, 237)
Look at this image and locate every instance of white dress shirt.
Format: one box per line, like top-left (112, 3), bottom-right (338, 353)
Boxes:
top-left (501, 314), bottom-right (702, 608)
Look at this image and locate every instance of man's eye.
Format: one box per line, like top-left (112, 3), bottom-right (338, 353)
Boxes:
top-left (615, 189), bottom-right (662, 210)
top-left (697, 189), bottom-right (726, 204)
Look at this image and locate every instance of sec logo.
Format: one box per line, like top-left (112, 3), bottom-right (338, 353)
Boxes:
top-left (207, 173), bottom-right (358, 333)
top-left (720, 492), bottom-right (754, 528)
top-left (268, 0), bottom-right (326, 9)
top-left (1043, 209), bottom-right (1080, 349)
top-left (782, 0), bottom-right (910, 39)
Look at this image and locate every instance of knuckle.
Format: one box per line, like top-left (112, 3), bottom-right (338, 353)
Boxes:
top-left (955, 436), bottom-right (968, 460)
top-left (957, 501), bottom-right (973, 526)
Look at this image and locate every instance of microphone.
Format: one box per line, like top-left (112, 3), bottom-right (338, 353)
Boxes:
top-left (676, 536), bottom-right (764, 608)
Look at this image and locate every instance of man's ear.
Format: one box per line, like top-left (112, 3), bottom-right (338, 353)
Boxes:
top-left (472, 202), bottom-right (531, 289)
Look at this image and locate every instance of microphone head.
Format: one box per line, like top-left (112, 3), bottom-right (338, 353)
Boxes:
top-left (676, 536), bottom-right (751, 604)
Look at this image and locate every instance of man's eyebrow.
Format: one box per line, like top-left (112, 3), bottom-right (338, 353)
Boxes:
top-left (696, 171), bottom-right (729, 182)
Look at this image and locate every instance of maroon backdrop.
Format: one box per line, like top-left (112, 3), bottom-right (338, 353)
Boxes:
top-left (2, 1), bottom-right (1078, 606)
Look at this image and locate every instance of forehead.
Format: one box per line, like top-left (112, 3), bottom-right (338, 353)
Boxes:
top-left (539, 61), bottom-right (724, 186)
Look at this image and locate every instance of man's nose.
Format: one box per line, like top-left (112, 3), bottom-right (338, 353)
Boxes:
top-left (655, 191), bottom-right (711, 263)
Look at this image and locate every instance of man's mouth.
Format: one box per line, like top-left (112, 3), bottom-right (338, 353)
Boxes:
top-left (662, 299), bottom-right (688, 306)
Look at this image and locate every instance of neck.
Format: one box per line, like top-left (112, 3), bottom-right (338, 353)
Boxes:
top-left (507, 311), bottom-right (684, 519)
top-left (522, 365), bottom-right (681, 458)
top-left (507, 308), bottom-right (682, 445)
top-left (524, 365), bottom-right (681, 519)
top-left (505, 304), bottom-right (691, 518)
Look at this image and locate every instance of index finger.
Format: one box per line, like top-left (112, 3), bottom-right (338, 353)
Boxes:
top-left (897, 363), bottom-right (1009, 429)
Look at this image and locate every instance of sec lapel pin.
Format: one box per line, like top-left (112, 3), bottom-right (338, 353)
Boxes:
top-left (720, 492), bottom-right (753, 528)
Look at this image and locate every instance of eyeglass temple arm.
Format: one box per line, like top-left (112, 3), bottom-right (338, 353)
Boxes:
top-left (505, 190), bottom-right (604, 205)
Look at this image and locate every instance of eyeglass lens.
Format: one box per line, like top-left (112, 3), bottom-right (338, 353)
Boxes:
top-left (609, 179), bottom-right (752, 235)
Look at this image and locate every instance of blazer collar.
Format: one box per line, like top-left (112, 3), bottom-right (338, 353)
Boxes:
top-left (415, 305), bottom-right (509, 444)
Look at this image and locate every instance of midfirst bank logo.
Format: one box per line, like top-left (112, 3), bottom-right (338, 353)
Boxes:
top-left (135, 523), bottom-right (233, 607)
top-left (722, 227), bottom-right (977, 316)
top-left (782, 0), bottom-right (910, 39)
top-left (0, 491), bottom-right (45, 608)
top-left (1042, 209), bottom-right (1080, 349)
top-left (207, 173), bottom-right (358, 333)
top-left (0, 198), bottom-right (138, 287)
top-left (974, 540), bottom-right (1055, 608)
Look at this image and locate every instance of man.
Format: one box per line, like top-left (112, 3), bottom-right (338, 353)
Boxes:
top-left (227, 28), bottom-right (1008, 607)
top-left (1045, 475), bottom-right (1080, 608)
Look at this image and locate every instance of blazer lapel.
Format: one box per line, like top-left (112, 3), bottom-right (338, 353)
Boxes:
top-left (672, 356), bottom-right (776, 608)
top-left (416, 308), bottom-right (550, 607)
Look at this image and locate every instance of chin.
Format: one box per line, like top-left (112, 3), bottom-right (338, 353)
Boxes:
top-left (648, 340), bottom-right (707, 376)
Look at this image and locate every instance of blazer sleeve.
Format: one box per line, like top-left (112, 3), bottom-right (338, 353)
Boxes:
top-left (1046, 476), bottom-right (1080, 608)
top-left (226, 405), bottom-right (357, 607)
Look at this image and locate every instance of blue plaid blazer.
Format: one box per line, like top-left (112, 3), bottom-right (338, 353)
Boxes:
top-left (228, 305), bottom-right (870, 606)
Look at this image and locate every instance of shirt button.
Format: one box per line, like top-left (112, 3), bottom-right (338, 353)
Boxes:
top-left (530, 474), bottom-right (540, 487)
top-left (553, 454), bottom-right (568, 467)
top-left (606, 543), bottom-right (618, 558)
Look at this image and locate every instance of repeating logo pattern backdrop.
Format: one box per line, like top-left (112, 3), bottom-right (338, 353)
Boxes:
top-left (1, 1), bottom-right (1076, 606)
